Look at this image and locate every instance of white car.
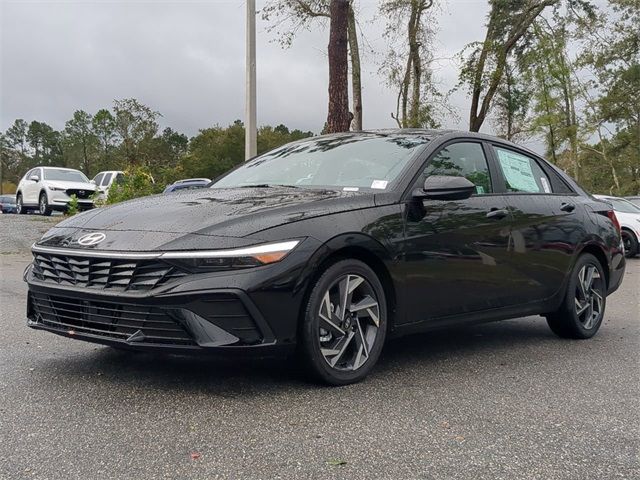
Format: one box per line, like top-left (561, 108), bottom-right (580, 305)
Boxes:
top-left (16, 167), bottom-right (97, 216)
top-left (594, 194), bottom-right (640, 257)
top-left (91, 170), bottom-right (124, 200)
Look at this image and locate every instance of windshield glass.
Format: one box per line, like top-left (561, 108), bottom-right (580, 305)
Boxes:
top-left (0, 195), bottom-right (14, 202)
top-left (608, 197), bottom-right (640, 214)
top-left (212, 134), bottom-right (430, 190)
top-left (43, 168), bottom-right (89, 183)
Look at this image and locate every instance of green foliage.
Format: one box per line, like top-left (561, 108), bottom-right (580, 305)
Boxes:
top-left (106, 166), bottom-right (161, 204)
top-left (65, 194), bottom-right (79, 216)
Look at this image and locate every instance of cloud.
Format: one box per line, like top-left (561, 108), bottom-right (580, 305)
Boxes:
top-left (0, 0), bottom-right (536, 150)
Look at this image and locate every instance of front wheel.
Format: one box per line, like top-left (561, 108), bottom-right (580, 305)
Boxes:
top-left (39, 192), bottom-right (52, 216)
top-left (546, 253), bottom-right (606, 339)
top-left (622, 230), bottom-right (638, 258)
top-left (299, 259), bottom-right (387, 385)
top-left (16, 194), bottom-right (27, 214)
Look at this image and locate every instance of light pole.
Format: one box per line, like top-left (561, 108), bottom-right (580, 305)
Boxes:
top-left (245, 0), bottom-right (257, 160)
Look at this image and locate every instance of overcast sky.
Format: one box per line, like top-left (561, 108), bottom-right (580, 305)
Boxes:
top-left (2, 0), bottom-right (539, 147)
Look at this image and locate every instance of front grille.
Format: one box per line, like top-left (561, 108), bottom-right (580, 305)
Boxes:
top-left (30, 293), bottom-right (196, 346)
top-left (32, 252), bottom-right (187, 292)
top-left (66, 189), bottom-right (93, 199)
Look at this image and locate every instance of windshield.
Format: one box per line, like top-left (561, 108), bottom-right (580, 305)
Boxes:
top-left (212, 134), bottom-right (430, 190)
top-left (43, 168), bottom-right (89, 183)
top-left (607, 197), bottom-right (640, 214)
top-left (0, 195), bottom-right (15, 202)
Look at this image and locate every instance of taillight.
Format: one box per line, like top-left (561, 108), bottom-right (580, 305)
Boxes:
top-left (607, 210), bottom-right (621, 233)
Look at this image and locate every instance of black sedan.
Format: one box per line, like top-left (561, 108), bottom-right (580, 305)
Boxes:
top-left (24, 130), bottom-right (626, 385)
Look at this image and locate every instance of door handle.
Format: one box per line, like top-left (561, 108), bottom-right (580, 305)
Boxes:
top-left (560, 203), bottom-right (575, 212)
top-left (486, 208), bottom-right (509, 220)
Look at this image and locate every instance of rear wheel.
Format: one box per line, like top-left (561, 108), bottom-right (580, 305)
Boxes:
top-left (39, 192), bottom-right (52, 216)
top-left (299, 259), bottom-right (387, 385)
top-left (546, 253), bottom-right (606, 339)
top-left (16, 194), bottom-right (27, 214)
top-left (622, 230), bottom-right (638, 258)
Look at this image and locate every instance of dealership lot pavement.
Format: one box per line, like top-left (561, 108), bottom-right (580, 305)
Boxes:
top-left (0, 214), bottom-right (638, 479)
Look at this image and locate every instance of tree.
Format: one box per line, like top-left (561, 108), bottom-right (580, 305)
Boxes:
top-left (326, 0), bottom-right (351, 133)
top-left (262, 0), bottom-right (363, 129)
top-left (381, 0), bottom-right (440, 128)
top-left (460, 0), bottom-right (559, 132)
top-left (92, 109), bottom-right (116, 163)
top-left (64, 110), bottom-right (98, 173)
top-left (582, 0), bottom-right (640, 193)
top-left (112, 98), bottom-right (160, 165)
top-left (492, 58), bottom-right (532, 141)
top-left (6, 119), bottom-right (29, 156)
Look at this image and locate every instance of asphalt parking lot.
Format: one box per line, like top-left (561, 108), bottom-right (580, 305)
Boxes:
top-left (0, 213), bottom-right (638, 479)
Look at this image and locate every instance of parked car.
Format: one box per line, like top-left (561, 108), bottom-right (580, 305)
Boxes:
top-left (24, 130), bottom-right (626, 385)
top-left (0, 195), bottom-right (18, 213)
top-left (594, 194), bottom-right (640, 257)
top-left (16, 167), bottom-right (97, 215)
top-left (163, 178), bottom-right (211, 194)
top-left (626, 196), bottom-right (640, 207)
top-left (91, 170), bottom-right (124, 201)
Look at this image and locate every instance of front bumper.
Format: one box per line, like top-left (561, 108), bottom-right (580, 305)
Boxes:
top-left (26, 283), bottom-right (294, 357)
top-left (48, 190), bottom-right (95, 210)
top-left (24, 241), bottom-right (319, 355)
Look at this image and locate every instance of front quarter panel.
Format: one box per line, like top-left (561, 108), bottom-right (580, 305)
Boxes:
top-left (247, 203), bottom-right (407, 331)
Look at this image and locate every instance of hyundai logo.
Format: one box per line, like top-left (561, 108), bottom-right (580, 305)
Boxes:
top-left (77, 232), bottom-right (106, 246)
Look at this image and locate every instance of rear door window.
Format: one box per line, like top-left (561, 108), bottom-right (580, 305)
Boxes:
top-left (101, 173), bottom-right (113, 187)
top-left (422, 142), bottom-right (493, 194)
top-left (493, 147), bottom-right (552, 194)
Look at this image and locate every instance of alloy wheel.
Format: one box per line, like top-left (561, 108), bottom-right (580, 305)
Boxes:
top-left (39, 195), bottom-right (46, 215)
top-left (317, 274), bottom-right (380, 371)
top-left (574, 264), bottom-right (604, 329)
top-left (16, 197), bottom-right (23, 214)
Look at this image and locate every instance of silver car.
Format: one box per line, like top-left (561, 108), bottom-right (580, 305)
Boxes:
top-left (16, 167), bottom-right (97, 215)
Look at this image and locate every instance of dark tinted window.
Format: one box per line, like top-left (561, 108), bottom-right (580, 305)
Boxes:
top-left (101, 173), bottom-right (113, 187)
top-left (494, 147), bottom-right (551, 194)
top-left (421, 142), bottom-right (492, 194)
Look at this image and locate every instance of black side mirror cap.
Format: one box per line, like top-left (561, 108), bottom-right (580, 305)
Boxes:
top-left (413, 175), bottom-right (476, 201)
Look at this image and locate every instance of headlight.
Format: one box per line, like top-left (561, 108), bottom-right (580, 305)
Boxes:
top-left (162, 240), bottom-right (301, 271)
top-left (48, 186), bottom-right (66, 192)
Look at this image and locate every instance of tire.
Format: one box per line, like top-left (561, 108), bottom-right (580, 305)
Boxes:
top-left (546, 253), bottom-right (607, 339)
top-left (299, 259), bottom-right (387, 385)
top-left (622, 230), bottom-right (638, 258)
top-left (16, 194), bottom-right (27, 214)
top-left (39, 192), bottom-right (52, 216)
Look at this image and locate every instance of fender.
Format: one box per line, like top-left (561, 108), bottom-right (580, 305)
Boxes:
top-left (294, 232), bottom-right (405, 328)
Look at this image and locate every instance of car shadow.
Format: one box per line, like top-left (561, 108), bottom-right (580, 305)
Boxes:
top-left (37, 316), bottom-right (559, 394)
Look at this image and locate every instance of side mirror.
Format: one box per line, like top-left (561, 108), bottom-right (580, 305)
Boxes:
top-left (29, 175), bottom-right (40, 182)
top-left (90, 180), bottom-right (97, 185)
top-left (413, 175), bottom-right (476, 201)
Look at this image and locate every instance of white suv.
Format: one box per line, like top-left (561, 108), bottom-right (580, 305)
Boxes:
top-left (16, 167), bottom-right (97, 216)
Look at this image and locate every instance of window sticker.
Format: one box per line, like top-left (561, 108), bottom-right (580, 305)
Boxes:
top-left (476, 185), bottom-right (485, 194)
top-left (370, 180), bottom-right (389, 190)
top-left (496, 149), bottom-right (540, 192)
top-left (343, 186), bottom-right (359, 192)
top-left (540, 176), bottom-right (551, 193)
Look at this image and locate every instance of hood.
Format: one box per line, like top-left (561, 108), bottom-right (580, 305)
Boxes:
top-left (45, 180), bottom-right (97, 190)
top-left (39, 187), bottom-right (376, 250)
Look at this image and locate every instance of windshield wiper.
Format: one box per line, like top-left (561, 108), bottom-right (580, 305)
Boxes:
top-left (238, 184), bottom-right (299, 189)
